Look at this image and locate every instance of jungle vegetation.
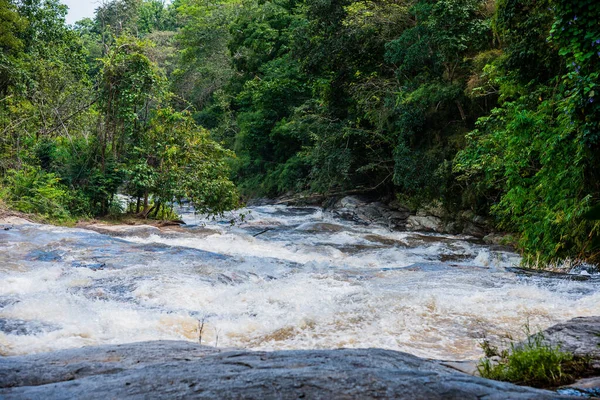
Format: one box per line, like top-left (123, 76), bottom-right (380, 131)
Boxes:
top-left (0, 0), bottom-right (598, 264)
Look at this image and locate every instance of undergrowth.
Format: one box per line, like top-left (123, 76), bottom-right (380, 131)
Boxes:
top-left (478, 327), bottom-right (589, 388)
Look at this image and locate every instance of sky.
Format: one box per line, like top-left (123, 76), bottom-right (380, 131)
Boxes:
top-left (62, 0), bottom-right (99, 24)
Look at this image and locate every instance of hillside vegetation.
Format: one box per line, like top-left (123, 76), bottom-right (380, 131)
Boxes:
top-left (0, 0), bottom-right (598, 264)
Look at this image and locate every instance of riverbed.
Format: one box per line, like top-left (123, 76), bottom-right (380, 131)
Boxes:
top-left (1, 205), bottom-right (599, 360)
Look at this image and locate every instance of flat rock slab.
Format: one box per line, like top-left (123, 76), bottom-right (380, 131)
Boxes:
top-left (0, 341), bottom-right (573, 399)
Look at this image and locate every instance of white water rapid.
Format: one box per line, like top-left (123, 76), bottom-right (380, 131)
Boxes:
top-left (1, 205), bottom-right (599, 360)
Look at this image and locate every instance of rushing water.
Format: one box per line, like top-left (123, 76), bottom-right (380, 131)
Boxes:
top-left (1, 205), bottom-right (599, 360)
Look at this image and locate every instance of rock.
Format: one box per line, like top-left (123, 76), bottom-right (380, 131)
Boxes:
top-left (417, 201), bottom-right (447, 219)
top-left (406, 215), bottom-right (444, 233)
top-left (388, 199), bottom-right (411, 213)
top-left (329, 196), bottom-right (495, 235)
top-left (456, 211), bottom-right (491, 237)
top-left (0, 216), bottom-right (32, 225)
top-left (246, 198), bottom-right (276, 207)
top-left (82, 223), bottom-right (161, 238)
top-left (443, 221), bottom-right (462, 235)
top-left (337, 195), bottom-right (368, 210)
top-left (506, 267), bottom-right (596, 282)
top-left (462, 222), bottom-right (486, 238)
top-left (472, 215), bottom-right (488, 226)
top-left (295, 222), bottom-right (347, 233)
top-left (363, 234), bottom-right (408, 247)
top-left (539, 316), bottom-right (600, 370)
top-left (565, 376), bottom-right (600, 397)
top-left (387, 212), bottom-right (409, 230)
top-left (333, 207), bottom-right (366, 223)
top-left (332, 196), bottom-right (410, 229)
top-left (0, 341), bottom-right (570, 399)
top-left (483, 233), bottom-right (507, 246)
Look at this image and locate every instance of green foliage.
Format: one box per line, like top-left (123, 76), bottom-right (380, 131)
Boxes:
top-left (1, 0), bottom-right (599, 265)
top-left (493, 0), bottom-right (558, 83)
top-left (477, 330), bottom-right (586, 388)
top-left (173, 0), bottom-right (239, 109)
top-left (130, 107), bottom-right (239, 214)
top-left (0, 166), bottom-right (75, 222)
top-left (0, 0), bottom-right (240, 222)
top-left (455, 0), bottom-right (600, 263)
top-left (0, 0), bottom-right (24, 52)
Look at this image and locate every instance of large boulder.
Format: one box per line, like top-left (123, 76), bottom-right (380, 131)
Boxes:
top-left (0, 341), bottom-right (573, 399)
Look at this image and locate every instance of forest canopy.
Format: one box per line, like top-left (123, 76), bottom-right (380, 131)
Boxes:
top-left (0, 0), bottom-right (599, 264)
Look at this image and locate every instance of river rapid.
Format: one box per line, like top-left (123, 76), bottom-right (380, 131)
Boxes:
top-left (1, 205), bottom-right (599, 360)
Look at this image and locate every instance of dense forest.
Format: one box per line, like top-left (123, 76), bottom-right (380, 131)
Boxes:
top-left (0, 0), bottom-right (598, 264)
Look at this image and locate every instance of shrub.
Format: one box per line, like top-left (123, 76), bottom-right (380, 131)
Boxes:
top-left (0, 165), bottom-right (74, 223)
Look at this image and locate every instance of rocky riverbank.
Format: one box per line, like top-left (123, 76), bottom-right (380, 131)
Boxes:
top-left (1, 317), bottom-right (599, 399)
top-left (0, 341), bottom-right (575, 399)
top-left (271, 194), bottom-right (510, 243)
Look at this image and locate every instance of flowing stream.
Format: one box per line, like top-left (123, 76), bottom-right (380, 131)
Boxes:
top-left (1, 205), bottom-right (599, 360)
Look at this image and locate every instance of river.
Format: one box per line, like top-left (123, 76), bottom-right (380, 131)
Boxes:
top-left (1, 205), bottom-right (599, 360)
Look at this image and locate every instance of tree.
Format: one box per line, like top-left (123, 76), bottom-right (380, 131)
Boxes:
top-left (128, 108), bottom-right (239, 216)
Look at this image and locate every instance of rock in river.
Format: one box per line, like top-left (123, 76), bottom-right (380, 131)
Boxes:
top-left (0, 341), bottom-right (574, 399)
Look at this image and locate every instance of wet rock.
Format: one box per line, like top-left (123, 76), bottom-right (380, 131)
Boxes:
top-left (457, 211), bottom-right (490, 238)
top-left (440, 360), bottom-right (479, 376)
top-left (337, 195), bottom-right (368, 209)
top-left (569, 264), bottom-right (600, 275)
top-left (82, 224), bottom-right (161, 238)
top-left (406, 215), bottom-right (444, 233)
top-left (333, 207), bottom-right (364, 223)
top-left (25, 249), bottom-right (64, 262)
top-left (296, 222), bottom-right (346, 233)
top-left (506, 267), bottom-right (598, 282)
top-left (0, 341), bottom-right (570, 399)
top-left (330, 196), bottom-right (497, 236)
top-left (563, 377), bottom-right (600, 397)
top-left (462, 222), bottom-right (487, 238)
top-left (332, 196), bottom-right (410, 229)
top-left (246, 198), bottom-right (276, 207)
top-left (483, 233), bottom-right (507, 246)
top-left (443, 221), bottom-right (462, 235)
top-left (363, 234), bottom-right (408, 247)
top-left (416, 201), bottom-right (447, 219)
top-left (0, 318), bottom-right (60, 336)
top-left (71, 260), bottom-right (106, 270)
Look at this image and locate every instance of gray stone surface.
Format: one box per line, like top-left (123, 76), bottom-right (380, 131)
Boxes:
top-left (406, 215), bottom-right (444, 233)
top-left (332, 196), bottom-right (410, 229)
top-left (330, 196), bottom-right (494, 237)
top-left (540, 316), bottom-right (600, 369)
top-left (483, 233), bottom-right (507, 245)
top-left (0, 341), bottom-right (574, 399)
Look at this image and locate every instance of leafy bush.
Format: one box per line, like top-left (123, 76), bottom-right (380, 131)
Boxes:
top-left (0, 166), bottom-right (74, 222)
